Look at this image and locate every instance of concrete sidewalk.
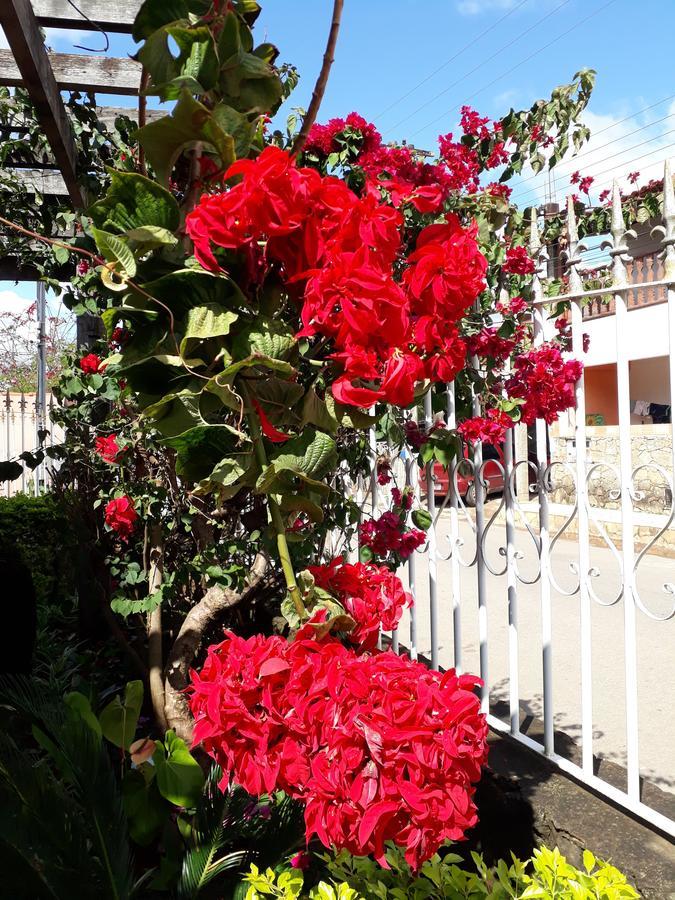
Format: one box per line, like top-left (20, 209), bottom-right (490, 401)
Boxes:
top-left (394, 502), bottom-right (675, 799)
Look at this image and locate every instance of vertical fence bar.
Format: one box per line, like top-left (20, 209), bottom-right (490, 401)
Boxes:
top-left (4, 391), bottom-right (11, 498)
top-left (445, 381), bottom-right (462, 672)
top-left (566, 196), bottom-right (594, 777)
top-left (658, 163), bottom-right (675, 599)
top-left (36, 281), bottom-right (47, 496)
top-left (424, 391), bottom-right (439, 669)
top-left (503, 426), bottom-right (520, 735)
top-left (471, 350), bottom-right (489, 713)
top-left (19, 392), bottom-right (27, 494)
top-left (610, 181), bottom-right (640, 800)
top-left (531, 209), bottom-right (554, 755)
top-left (405, 453), bottom-right (418, 661)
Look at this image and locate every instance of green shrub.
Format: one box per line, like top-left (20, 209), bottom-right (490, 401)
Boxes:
top-left (0, 493), bottom-right (76, 605)
top-left (325, 844), bottom-right (639, 900)
top-left (243, 844), bottom-right (639, 900)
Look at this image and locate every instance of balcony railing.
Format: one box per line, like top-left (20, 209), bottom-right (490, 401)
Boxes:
top-left (582, 251), bottom-right (666, 319)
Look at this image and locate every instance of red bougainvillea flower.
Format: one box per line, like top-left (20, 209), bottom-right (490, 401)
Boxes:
top-left (466, 327), bottom-right (516, 362)
top-left (290, 852), bottom-right (311, 871)
top-left (628, 170), bottom-right (640, 185)
top-left (502, 245), bottom-right (536, 276)
top-left (95, 434), bottom-right (122, 464)
top-left (80, 353), bottom-right (102, 374)
top-left (458, 408), bottom-right (512, 446)
top-left (309, 558), bottom-right (412, 651)
top-left (496, 295), bottom-right (528, 316)
top-left (76, 260), bottom-right (90, 276)
top-left (359, 511), bottom-right (426, 561)
top-left (570, 170), bottom-right (581, 185)
top-left (486, 182), bottom-right (512, 200)
top-left (376, 461), bottom-right (392, 485)
top-left (104, 496), bottom-right (139, 541)
top-left (189, 630), bottom-right (488, 869)
top-left (579, 175), bottom-right (594, 194)
top-left (505, 343), bottom-right (583, 425)
top-left (599, 188), bottom-right (611, 204)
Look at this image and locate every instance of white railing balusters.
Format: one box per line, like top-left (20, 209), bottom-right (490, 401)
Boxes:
top-left (445, 381), bottom-right (463, 673)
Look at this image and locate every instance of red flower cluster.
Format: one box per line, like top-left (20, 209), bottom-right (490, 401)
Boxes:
top-left (186, 147), bottom-right (487, 408)
top-left (487, 182), bottom-right (512, 200)
top-left (496, 295), bottom-right (528, 316)
top-left (506, 343), bottom-right (583, 424)
top-left (104, 496), bottom-right (138, 541)
top-left (458, 408), bottom-right (511, 446)
top-left (466, 327), bottom-right (516, 361)
top-left (359, 511), bottom-right (426, 561)
top-left (95, 434), bottom-right (122, 464)
top-left (309, 558), bottom-right (412, 651)
top-left (189, 630), bottom-right (488, 868)
top-left (305, 111), bottom-right (382, 159)
top-left (502, 245), bottom-right (536, 276)
top-left (80, 353), bottom-right (102, 374)
top-left (437, 134), bottom-right (481, 193)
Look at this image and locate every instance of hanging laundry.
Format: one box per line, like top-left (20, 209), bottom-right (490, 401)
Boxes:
top-left (632, 400), bottom-right (651, 416)
top-left (648, 403), bottom-right (671, 424)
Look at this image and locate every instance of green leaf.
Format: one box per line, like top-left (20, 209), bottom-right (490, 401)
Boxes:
top-left (52, 244), bottom-right (70, 264)
top-left (233, 318), bottom-right (296, 362)
top-left (180, 304), bottom-right (238, 358)
top-left (136, 89), bottom-right (237, 185)
top-left (92, 227), bottom-right (137, 278)
top-left (164, 423), bottom-right (251, 484)
top-left (411, 508), bottom-right (432, 531)
top-left (88, 169), bottom-right (180, 233)
top-left (122, 768), bottom-right (169, 845)
top-left (301, 389), bottom-right (339, 435)
top-left (153, 730), bottom-right (205, 808)
top-left (64, 692), bottom-right (102, 739)
top-left (255, 429), bottom-right (337, 497)
top-left (98, 680), bottom-right (143, 750)
top-left (0, 460), bottom-right (23, 482)
top-left (124, 225), bottom-right (178, 250)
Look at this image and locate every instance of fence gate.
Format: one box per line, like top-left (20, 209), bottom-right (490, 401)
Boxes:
top-left (358, 165), bottom-right (675, 840)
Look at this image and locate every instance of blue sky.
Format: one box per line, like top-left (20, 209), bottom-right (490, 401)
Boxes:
top-left (2, 0), bottom-right (675, 298)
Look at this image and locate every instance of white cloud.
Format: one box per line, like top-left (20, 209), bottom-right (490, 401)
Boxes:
top-left (457, 0), bottom-right (520, 15)
top-left (44, 27), bottom-right (92, 51)
top-left (0, 290), bottom-right (32, 314)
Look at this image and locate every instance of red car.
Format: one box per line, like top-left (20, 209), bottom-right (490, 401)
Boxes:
top-left (419, 442), bottom-right (505, 506)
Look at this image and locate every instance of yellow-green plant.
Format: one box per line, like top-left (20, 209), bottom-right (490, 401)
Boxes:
top-left (244, 864), bottom-right (362, 900)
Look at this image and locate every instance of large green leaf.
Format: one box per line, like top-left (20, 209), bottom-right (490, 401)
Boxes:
top-left (88, 169), bottom-right (180, 233)
top-left (133, 268), bottom-right (246, 317)
top-left (122, 769), bottom-right (169, 846)
top-left (221, 353), bottom-right (294, 380)
top-left (164, 423), bottom-right (251, 483)
top-left (255, 429), bottom-right (337, 497)
top-left (232, 318), bottom-right (296, 362)
top-left (138, 24), bottom-right (219, 101)
top-left (179, 304), bottom-right (238, 358)
top-left (194, 450), bottom-right (256, 499)
top-left (92, 227), bottom-right (137, 278)
top-left (98, 680), bottom-right (143, 750)
top-left (153, 730), bottom-right (205, 808)
top-left (136, 90), bottom-right (237, 185)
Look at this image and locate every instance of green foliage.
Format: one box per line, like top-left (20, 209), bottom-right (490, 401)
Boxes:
top-left (99, 679), bottom-right (144, 749)
top-left (244, 865), bottom-right (362, 900)
top-left (324, 842), bottom-right (639, 900)
top-left (0, 493), bottom-right (76, 605)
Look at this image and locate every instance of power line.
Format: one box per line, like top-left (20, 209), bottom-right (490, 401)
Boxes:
top-left (374, 0), bottom-right (531, 121)
top-left (511, 124), bottom-right (675, 205)
top-left (511, 109), bottom-right (675, 197)
top-left (407, 0), bottom-right (618, 141)
top-left (382, 0), bottom-right (573, 137)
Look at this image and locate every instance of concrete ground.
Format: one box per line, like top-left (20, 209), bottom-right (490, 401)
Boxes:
top-left (392, 497), bottom-right (675, 800)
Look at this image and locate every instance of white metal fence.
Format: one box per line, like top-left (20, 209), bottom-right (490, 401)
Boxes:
top-left (354, 163), bottom-right (675, 839)
top-left (0, 391), bottom-right (64, 496)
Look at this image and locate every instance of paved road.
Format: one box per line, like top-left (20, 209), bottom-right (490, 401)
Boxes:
top-left (392, 501), bottom-right (675, 797)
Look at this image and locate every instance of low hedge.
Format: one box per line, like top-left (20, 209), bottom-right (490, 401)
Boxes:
top-left (0, 493), bottom-right (76, 605)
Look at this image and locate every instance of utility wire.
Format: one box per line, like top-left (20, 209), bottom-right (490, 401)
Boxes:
top-left (511, 124), bottom-right (675, 204)
top-left (374, 0), bottom-right (531, 121)
top-left (511, 109), bottom-right (675, 196)
top-left (406, 0), bottom-right (618, 141)
top-left (383, 0), bottom-right (573, 137)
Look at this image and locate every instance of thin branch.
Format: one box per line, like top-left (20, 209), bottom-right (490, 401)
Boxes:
top-left (291, 0), bottom-right (344, 156)
top-left (138, 67), bottom-right (149, 178)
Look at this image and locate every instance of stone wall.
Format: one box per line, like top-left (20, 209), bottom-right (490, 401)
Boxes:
top-left (550, 424), bottom-right (673, 513)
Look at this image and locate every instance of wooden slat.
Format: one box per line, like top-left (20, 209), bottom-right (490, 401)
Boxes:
top-left (32, 0), bottom-right (142, 33)
top-left (0, 48), bottom-right (142, 94)
top-left (1, 103), bottom-right (163, 132)
top-left (0, 0), bottom-right (83, 205)
top-left (9, 168), bottom-right (68, 195)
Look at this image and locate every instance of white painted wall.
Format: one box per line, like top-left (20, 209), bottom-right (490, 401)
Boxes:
top-left (583, 302), bottom-right (669, 366)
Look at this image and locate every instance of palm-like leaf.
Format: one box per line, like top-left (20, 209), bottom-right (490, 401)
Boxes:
top-left (0, 675), bottom-right (134, 900)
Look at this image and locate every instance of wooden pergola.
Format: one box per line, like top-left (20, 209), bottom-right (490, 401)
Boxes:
top-left (0, 0), bottom-right (146, 208)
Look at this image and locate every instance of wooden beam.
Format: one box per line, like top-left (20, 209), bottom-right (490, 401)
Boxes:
top-left (32, 0), bottom-right (142, 33)
top-left (0, 48), bottom-right (142, 94)
top-left (0, 0), bottom-right (83, 206)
